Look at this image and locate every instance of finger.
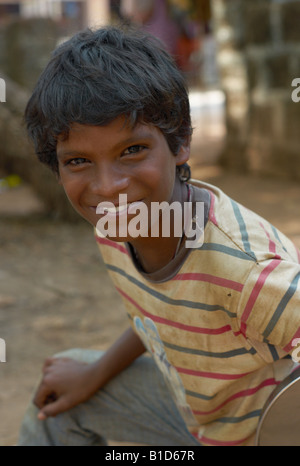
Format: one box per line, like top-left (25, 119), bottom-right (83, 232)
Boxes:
top-left (33, 383), bottom-right (45, 408)
top-left (37, 411), bottom-right (47, 421)
top-left (33, 382), bottom-right (56, 409)
top-left (42, 357), bottom-right (55, 372)
top-left (38, 397), bottom-right (69, 419)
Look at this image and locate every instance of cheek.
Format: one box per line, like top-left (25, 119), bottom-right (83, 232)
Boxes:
top-left (59, 175), bottom-right (84, 204)
top-left (137, 165), bottom-right (175, 200)
top-left (137, 152), bottom-right (176, 190)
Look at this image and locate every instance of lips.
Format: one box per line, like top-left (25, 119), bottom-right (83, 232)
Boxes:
top-left (96, 203), bottom-right (128, 215)
top-left (95, 198), bottom-right (147, 239)
top-left (96, 200), bottom-right (145, 218)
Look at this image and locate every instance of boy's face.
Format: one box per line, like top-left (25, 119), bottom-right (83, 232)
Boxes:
top-left (56, 116), bottom-right (189, 241)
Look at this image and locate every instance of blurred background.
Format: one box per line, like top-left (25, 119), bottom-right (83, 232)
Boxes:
top-left (0, 0), bottom-right (300, 446)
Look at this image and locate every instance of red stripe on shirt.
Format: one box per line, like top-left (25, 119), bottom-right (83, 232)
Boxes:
top-left (175, 366), bottom-right (253, 380)
top-left (173, 273), bottom-right (244, 292)
top-left (283, 327), bottom-right (300, 353)
top-left (192, 378), bottom-right (279, 415)
top-left (116, 287), bottom-right (231, 335)
top-left (240, 258), bottom-right (281, 326)
top-left (208, 191), bottom-right (218, 226)
top-left (259, 222), bottom-right (277, 254)
top-left (295, 244), bottom-right (300, 264)
top-left (95, 236), bottom-right (128, 254)
top-left (195, 433), bottom-right (253, 446)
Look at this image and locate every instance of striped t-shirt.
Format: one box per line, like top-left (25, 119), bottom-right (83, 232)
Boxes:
top-left (95, 179), bottom-right (300, 446)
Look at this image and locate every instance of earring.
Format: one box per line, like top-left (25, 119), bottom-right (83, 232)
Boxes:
top-left (177, 163), bottom-right (191, 182)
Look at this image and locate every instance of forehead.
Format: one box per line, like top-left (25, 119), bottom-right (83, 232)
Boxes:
top-left (57, 116), bottom-right (161, 153)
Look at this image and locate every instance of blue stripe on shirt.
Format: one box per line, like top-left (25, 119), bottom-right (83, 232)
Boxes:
top-left (106, 263), bottom-right (237, 317)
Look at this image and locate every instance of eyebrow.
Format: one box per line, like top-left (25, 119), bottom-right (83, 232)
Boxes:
top-left (57, 130), bottom-right (156, 160)
top-left (113, 132), bottom-right (155, 151)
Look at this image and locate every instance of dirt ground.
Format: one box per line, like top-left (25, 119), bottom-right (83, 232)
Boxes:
top-left (1, 97), bottom-right (300, 446)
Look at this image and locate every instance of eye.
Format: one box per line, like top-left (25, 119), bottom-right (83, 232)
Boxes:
top-left (122, 145), bottom-right (146, 156)
top-left (65, 157), bottom-right (89, 166)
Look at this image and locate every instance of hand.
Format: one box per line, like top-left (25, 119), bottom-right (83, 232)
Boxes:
top-left (34, 357), bottom-right (100, 420)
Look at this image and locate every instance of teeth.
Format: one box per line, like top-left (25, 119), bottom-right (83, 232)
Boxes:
top-left (103, 204), bottom-right (128, 214)
top-left (96, 204), bottom-right (129, 214)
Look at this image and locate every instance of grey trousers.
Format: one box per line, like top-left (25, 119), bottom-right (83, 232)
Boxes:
top-left (18, 349), bottom-right (200, 446)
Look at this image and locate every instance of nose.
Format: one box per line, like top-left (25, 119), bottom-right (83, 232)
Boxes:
top-left (89, 164), bottom-right (130, 200)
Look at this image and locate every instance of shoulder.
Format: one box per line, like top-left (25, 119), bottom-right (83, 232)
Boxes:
top-left (190, 179), bottom-right (300, 265)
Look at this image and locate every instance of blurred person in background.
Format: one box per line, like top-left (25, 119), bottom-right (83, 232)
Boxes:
top-left (120, 0), bottom-right (201, 74)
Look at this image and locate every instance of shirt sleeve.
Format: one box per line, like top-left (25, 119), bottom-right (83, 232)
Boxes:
top-left (236, 256), bottom-right (300, 361)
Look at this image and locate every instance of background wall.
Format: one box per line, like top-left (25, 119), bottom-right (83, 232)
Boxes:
top-left (211, 0), bottom-right (300, 180)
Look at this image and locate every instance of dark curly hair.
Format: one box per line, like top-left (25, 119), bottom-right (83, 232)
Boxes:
top-left (25, 25), bottom-right (192, 176)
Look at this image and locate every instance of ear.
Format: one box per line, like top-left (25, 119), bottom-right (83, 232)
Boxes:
top-left (175, 142), bottom-right (190, 167)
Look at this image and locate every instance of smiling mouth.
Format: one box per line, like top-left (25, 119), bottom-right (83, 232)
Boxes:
top-left (101, 204), bottom-right (129, 214)
top-left (95, 200), bottom-right (144, 216)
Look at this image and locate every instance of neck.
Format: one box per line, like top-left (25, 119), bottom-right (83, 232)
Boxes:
top-left (131, 235), bottom-right (183, 273)
top-left (129, 179), bottom-right (189, 273)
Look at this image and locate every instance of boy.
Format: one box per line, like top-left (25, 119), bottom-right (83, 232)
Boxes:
top-left (18, 25), bottom-right (300, 446)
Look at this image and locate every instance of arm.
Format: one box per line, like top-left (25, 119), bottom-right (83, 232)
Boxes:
top-left (34, 326), bottom-right (146, 419)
